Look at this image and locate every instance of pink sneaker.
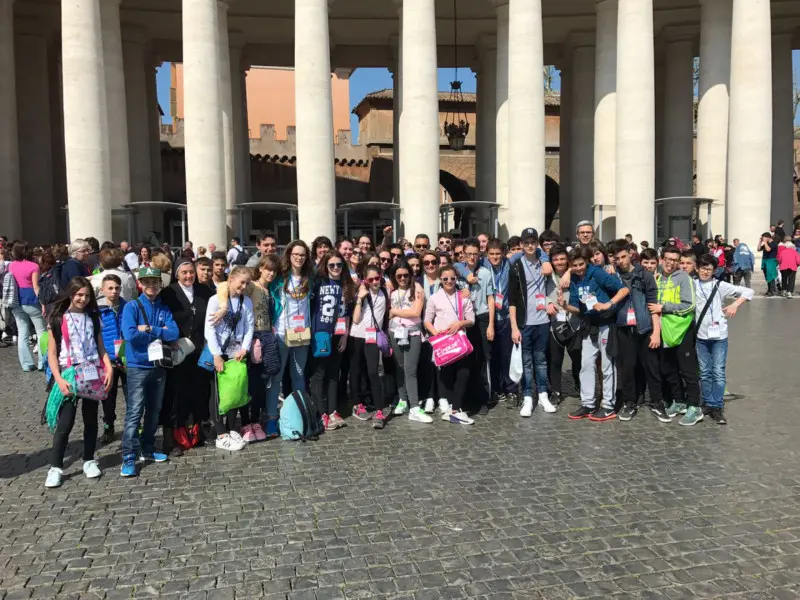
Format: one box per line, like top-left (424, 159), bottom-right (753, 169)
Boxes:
top-left (250, 423), bottom-right (267, 441)
top-left (322, 414), bottom-right (331, 431)
top-left (240, 424), bottom-right (257, 443)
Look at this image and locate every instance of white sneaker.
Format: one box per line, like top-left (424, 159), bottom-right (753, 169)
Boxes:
top-left (83, 460), bottom-right (102, 479)
top-left (448, 410), bottom-right (474, 425)
top-left (424, 398), bottom-right (435, 414)
top-left (520, 396), bottom-right (534, 417)
top-left (409, 407), bottom-right (434, 423)
top-left (438, 399), bottom-right (450, 414)
top-left (228, 430), bottom-right (246, 446)
top-left (394, 400), bottom-right (408, 415)
top-left (538, 392), bottom-right (557, 413)
top-left (215, 434), bottom-right (244, 451)
top-left (45, 467), bottom-right (63, 488)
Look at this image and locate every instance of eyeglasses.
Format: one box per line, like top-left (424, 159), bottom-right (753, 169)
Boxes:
top-left (441, 276), bottom-right (456, 282)
top-left (366, 276), bottom-right (382, 283)
top-left (327, 262), bottom-right (343, 269)
top-left (663, 257), bottom-right (679, 263)
top-left (396, 273), bottom-right (409, 279)
top-left (423, 259), bottom-right (438, 266)
top-left (415, 243), bottom-right (430, 249)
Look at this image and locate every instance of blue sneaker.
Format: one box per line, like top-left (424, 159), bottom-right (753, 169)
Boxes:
top-left (120, 455), bottom-right (137, 477)
top-left (142, 451), bottom-right (168, 463)
top-left (265, 419), bottom-right (279, 439)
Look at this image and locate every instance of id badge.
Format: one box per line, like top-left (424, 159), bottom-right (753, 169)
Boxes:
top-left (147, 340), bottom-right (163, 361)
top-left (335, 317), bottom-right (347, 335)
top-left (365, 328), bottom-right (377, 344)
top-left (707, 322), bottom-right (721, 339)
top-left (394, 326), bottom-right (408, 340)
top-left (291, 315), bottom-right (305, 333)
top-left (495, 292), bottom-right (504, 310)
top-left (82, 363), bottom-right (99, 381)
top-left (584, 294), bottom-right (598, 311)
top-left (556, 312), bottom-right (567, 322)
top-left (626, 308), bottom-right (637, 326)
top-left (535, 294), bottom-right (546, 311)
top-left (113, 339), bottom-right (123, 357)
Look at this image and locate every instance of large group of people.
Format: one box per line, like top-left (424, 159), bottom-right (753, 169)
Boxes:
top-left (0, 216), bottom-right (788, 488)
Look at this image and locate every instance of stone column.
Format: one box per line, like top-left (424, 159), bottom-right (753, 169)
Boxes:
top-left (231, 48), bottom-right (250, 230)
top-left (295, 0), bottom-right (336, 241)
top-left (771, 29), bottom-right (794, 226)
top-left (101, 0), bottom-right (131, 242)
top-left (660, 33), bottom-right (695, 236)
top-left (62, 0), bottom-right (112, 241)
top-left (697, 0), bottom-right (732, 236)
top-left (569, 35), bottom-right (595, 228)
top-left (218, 3), bottom-right (238, 240)
top-left (508, 0), bottom-right (545, 228)
top-left (594, 0), bottom-right (617, 239)
top-left (391, 62), bottom-right (401, 205)
top-left (615, 0), bottom-right (655, 243)
top-left (49, 35), bottom-right (68, 241)
top-left (183, 0), bottom-right (226, 248)
top-left (15, 23), bottom-right (55, 244)
top-left (0, 0), bottom-right (22, 240)
top-left (146, 54), bottom-right (163, 207)
top-left (727, 0), bottom-right (772, 250)
top-left (477, 35), bottom-right (497, 207)
top-left (558, 62), bottom-right (572, 235)
top-left (122, 27), bottom-right (151, 210)
top-left (495, 0), bottom-right (510, 236)
top-left (400, 0), bottom-right (439, 240)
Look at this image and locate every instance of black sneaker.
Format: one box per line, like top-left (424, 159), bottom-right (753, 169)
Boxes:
top-left (550, 391), bottom-right (562, 406)
top-left (477, 403), bottom-right (489, 416)
top-left (568, 406), bottom-right (593, 420)
top-left (618, 404), bottom-right (637, 421)
top-left (649, 405), bottom-right (672, 423)
top-left (506, 393), bottom-right (519, 408)
top-left (102, 424), bottom-right (115, 444)
top-left (707, 407), bottom-right (727, 425)
top-left (588, 407), bottom-right (617, 422)
top-left (494, 393), bottom-right (507, 404)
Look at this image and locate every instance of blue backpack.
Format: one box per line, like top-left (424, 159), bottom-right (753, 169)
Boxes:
top-left (279, 390), bottom-right (323, 441)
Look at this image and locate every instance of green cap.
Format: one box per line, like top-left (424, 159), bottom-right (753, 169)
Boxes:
top-left (138, 266), bottom-right (162, 280)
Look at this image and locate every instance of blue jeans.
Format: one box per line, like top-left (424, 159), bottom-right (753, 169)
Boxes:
top-left (696, 338), bottom-right (728, 409)
top-left (122, 367), bottom-right (166, 456)
top-left (265, 337), bottom-right (309, 421)
top-left (12, 304), bottom-right (46, 370)
top-left (521, 323), bottom-right (549, 396)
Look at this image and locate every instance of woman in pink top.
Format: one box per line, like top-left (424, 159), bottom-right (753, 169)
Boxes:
top-left (423, 265), bottom-right (475, 425)
top-left (777, 237), bottom-right (800, 297)
top-left (7, 241), bottom-right (46, 371)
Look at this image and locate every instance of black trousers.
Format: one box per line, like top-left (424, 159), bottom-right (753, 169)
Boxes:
top-left (781, 269), bottom-right (797, 294)
top-left (161, 356), bottom-right (210, 427)
top-left (616, 326), bottom-right (663, 409)
top-left (349, 337), bottom-right (385, 411)
top-left (438, 357), bottom-right (471, 411)
top-left (466, 314), bottom-right (492, 410)
top-left (547, 333), bottom-right (581, 395)
top-left (310, 335), bottom-right (344, 415)
top-left (52, 399), bottom-right (98, 468)
top-left (102, 367), bottom-right (126, 427)
top-left (660, 322), bottom-right (701, 407)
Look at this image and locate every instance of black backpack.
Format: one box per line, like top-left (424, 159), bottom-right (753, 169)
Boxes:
top-left (38, 263), bottom-right (64, 306)
top-left (232, 248), bottom-right (251, 266)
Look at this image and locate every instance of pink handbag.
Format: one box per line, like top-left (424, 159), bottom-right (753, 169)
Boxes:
top-left (429, 292), bottom-right (473, 368)
top-left (61, 318), bottom-right (109, 402)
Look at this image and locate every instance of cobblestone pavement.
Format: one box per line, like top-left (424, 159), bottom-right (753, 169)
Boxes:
top-left (1, 299), bottom-right (800, 600)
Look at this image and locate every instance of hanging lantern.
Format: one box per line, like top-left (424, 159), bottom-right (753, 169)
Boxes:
top-left (442, 0), bottom-right (469, 151)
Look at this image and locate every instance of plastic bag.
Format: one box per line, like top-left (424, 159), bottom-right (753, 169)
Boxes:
top-left (216, 359), bottom-right (250, 414)
top-left (509, 343), bottom-right (523, 383)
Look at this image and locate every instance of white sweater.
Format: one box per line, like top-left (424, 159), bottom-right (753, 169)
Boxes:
top-left (693, 279), bottom-right (753, 341)
top-left (205, 295), bottom-right (254, 356)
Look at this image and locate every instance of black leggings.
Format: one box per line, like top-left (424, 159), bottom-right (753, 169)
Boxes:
top-left (52, 399), bottom-right (98, 468)
top-left (349, 337), bottom-right (385, 411)
top-left (310, 335), bottom-right (344, 415)
top-left (417, 342), bottom-right (438, 401)
top-left (437, 358), bottom-right (470, 411)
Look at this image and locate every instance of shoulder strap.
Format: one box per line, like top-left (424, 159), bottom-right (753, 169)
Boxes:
top-left (696, 281), bottom-right (720, 325)
top-left (135, 298), bottom-right (151, 327)
top-left (457, 289), bottom-right (463, 321)
top-left (365, 292), bottom-right (379, 330)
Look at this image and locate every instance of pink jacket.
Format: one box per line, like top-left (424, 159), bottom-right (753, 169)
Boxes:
top-left (777, 244), bottom-right (800, 271)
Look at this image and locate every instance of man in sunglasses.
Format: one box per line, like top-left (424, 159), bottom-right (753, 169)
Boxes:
top-left (388, 244), bottom-right (404, 265)
top-left (414, 234), bottom-right (431, 252)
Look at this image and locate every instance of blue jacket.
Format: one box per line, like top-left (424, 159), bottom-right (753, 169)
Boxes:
top-left (733, 243), bottom-right (755, 272)
top-left (121, 293), bottom-right (179, 369)
top-left (569, 265), bottom-right (623, 325)
top-left (98, 298), bottom-right (126, 362)
top-left (613, 264), bottom-right (657, 334)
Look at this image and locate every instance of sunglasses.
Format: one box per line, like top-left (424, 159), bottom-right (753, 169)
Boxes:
top-left (415, 244), bottom-right (430, 249)
top-left (439, 241), bottom-right (452, 246)
top-left (366, 276), bottom-right (382, 283)
top-left (327, 262), bottom-right (343, 269)
top-left (390, 252), bottom-right (403, 258)
top-left (396, 273), bottom-right (409, 279)
top-left (379, 256), bottom-right (391, 263)
top-left (441, 276), bottom-right (456, 282)
top-left (423, 259), bottom-right (438, 266)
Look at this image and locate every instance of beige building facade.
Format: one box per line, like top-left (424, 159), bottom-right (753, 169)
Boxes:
top-left (0, 0), bottom-right (797, 253)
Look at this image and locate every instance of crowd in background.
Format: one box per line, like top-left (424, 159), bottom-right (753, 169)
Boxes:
top-left (0, 216), bottom-right (793, 488)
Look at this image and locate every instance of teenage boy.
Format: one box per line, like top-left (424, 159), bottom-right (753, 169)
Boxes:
top-left (608, 240), bottom-right (665, 422)
top-left (462, 238), bottom-right (495, 414)
top-left (510, 228), bottom-right (558, 417)
top-left (544, 244), bottom-right (581, 403)
top-left (97, 274), bottom-right (127, 443)
top-left (679, 250), bottom-right (697, 278)
top-left (195, 257), bottom-right (213, 288)
top-left (246, 231), bottom-right (278, 268)
top-left (648, 245), bottom-right (702, 426)
top-left (484, 239), bottom-right (516, 404)
top-left (210, 252), bottom-right (227, 290)
top-left (694, 254), bottom-right (753, 424)
top-left (640, 248), bottom-right (659, 279)
top-left (120, 267), bottom-right (180, 476)
top-left (560, 246), bottom-right (629, 421)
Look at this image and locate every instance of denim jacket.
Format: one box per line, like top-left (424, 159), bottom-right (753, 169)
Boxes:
top-left (614, 264), bottom-right (657, 335)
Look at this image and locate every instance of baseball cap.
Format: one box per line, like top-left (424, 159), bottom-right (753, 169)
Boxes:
top-left (520, 228), bottom-right (539, 241)
top-left (138, 266), bottom-right (162, 280)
